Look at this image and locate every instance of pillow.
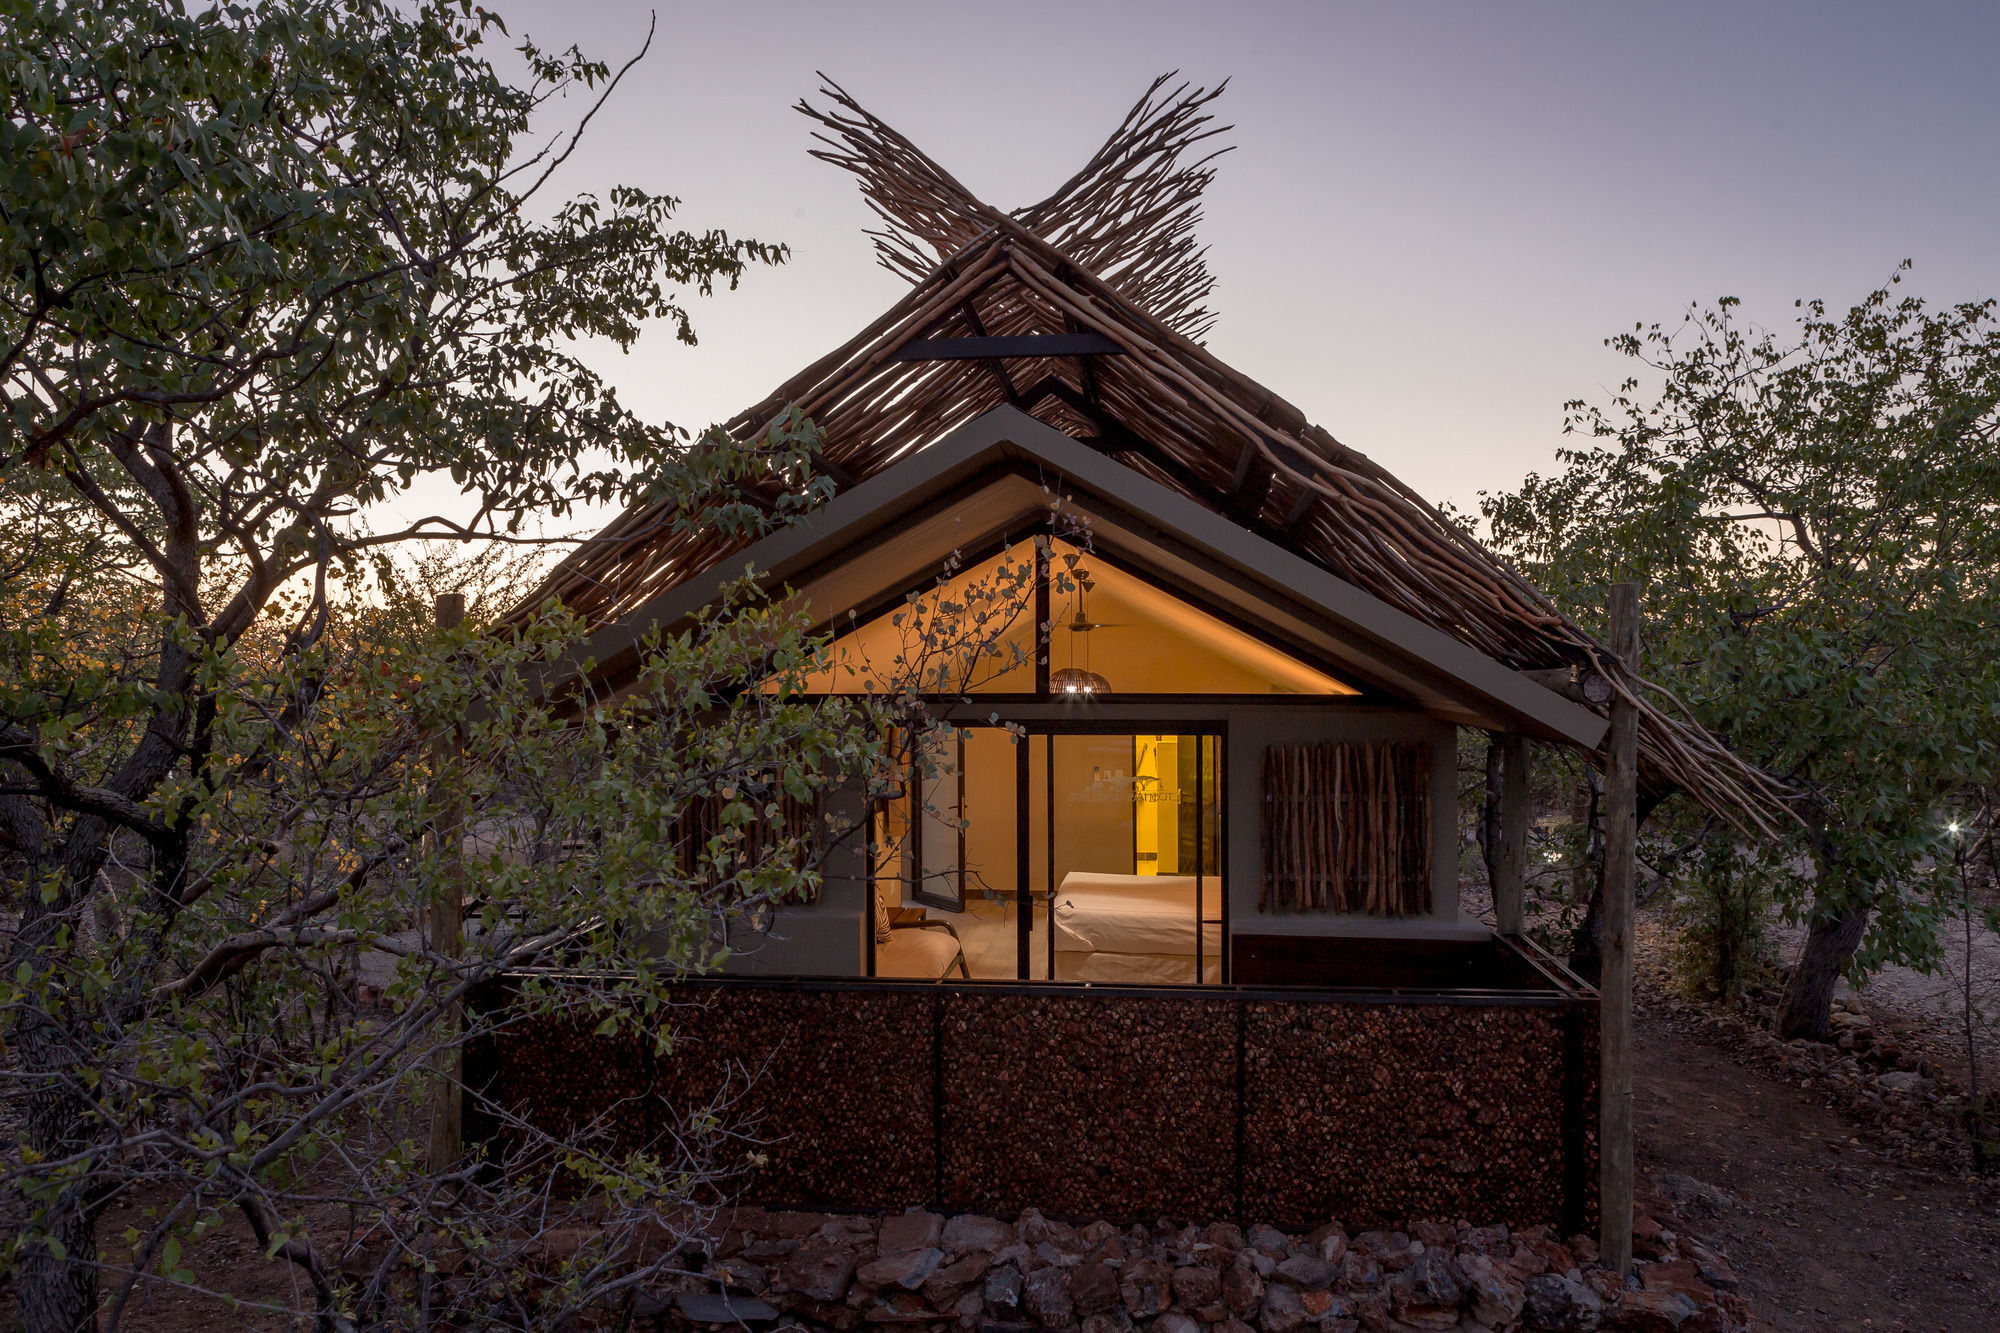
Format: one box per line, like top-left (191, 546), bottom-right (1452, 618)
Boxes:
top-left (874, 885), bottom-right (893, 945)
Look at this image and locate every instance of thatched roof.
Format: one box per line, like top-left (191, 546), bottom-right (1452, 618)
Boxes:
top-left (514, 75), bottom-right (1790, 834)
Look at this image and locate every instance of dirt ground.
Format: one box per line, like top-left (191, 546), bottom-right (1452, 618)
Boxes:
top-left (1636, 1009), bottom-right (2000, 1333)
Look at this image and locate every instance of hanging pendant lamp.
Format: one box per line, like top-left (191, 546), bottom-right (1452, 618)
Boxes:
top-left (1052, 574), bottom-right (1112, 695)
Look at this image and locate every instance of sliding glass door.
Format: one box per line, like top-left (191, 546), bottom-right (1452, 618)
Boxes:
top-left (1024, 728), bottom-right (1223, 985)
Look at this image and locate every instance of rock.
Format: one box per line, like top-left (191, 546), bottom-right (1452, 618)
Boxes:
top-left (1339, 1250), bottom-right (1381, 1288)
top-left (1392, 1313), bottom-right (1458, 1332)
top-left (1193, 1302), bottom-right (1228, 1322)
top-left (1121, 1259), bottom-right (1174, 1318)
top-left (1522, 1273), bottom-right (1603, 1331)
top-left (1636, 1261), bottom-right (1714, 1306)
top-left (1222, 1261), bottom-right (1264, 1315)
top-left (923, 1251), bottom-right (991, 1305)
top-left (714, 1258), bottom-right (768, 1293)
top-left (1273, 1253), bottom-right (1340, 1290)
top-left (818, 1216), bottom-right (877, 1245)
top-left (1410, 1222), bottom-right (1456, 1248)
top-left (1879, 1069), bottom-right (1928, 1094)
top-left (1090, 1235), bottom-right (1131, 1264)
top-left (777, 1246), bottom-right (857, 1303)
top-left (858, 1247), bottom-right (943, 1292)
top-left (1216, 1319), bottom-right (1255, 1333)
top-left (1308, 1225), bottom-right (1348, 1266)
top-left (1171, 1264), bottom-right (1222, 1309)
top-left (1407, 1251), bottom-right (1464, 1308)
top-left (744, 1237), bottom-right (800, 1260)
top-left (1155, 1312), bottom-right (1202, 1333)
top-left (986, 1267), bottom-right (1025, 1318)
top-left (862, 1291), bottom-right (937, 1323)
top-left (942, 1214), bottom-right (1016, 1256)
top-left (1260, 1282), bottom-right (1307, 1333)
top-left (1605, 1289), bottom-right (1698, 1330)
top-left (1248, 1224), bottom-right (1292, 1256)
top-left (1038, 1241), bottom-right (1077, 1270)
top-left (1072, 1262), bottom-right (1123, 1317)
top-left (1353, 1231), bottom-right (1410, 1260)
top-left (1457, 1254), bottom-right (1525, 1328)
top-left (1458, 1225), bottom-right (1508, 1255)
top-left (1083, 1312), bottom-right (1135, 1333)
top-left (878, 1210), bottom-right (944, 1255)
top-left (676, 1291), bottom-right (781, 1323)
top-left (1022, 1209), bottom-right (1080, 1250)
top-left (1685, 1245), bottom-right (1739, 1294)
top-left (1583, 1268), bottom-right (1625, 1302)
top-left (1025, 1266), bottom-right (1076, 1328)
top-left (1204, 1223), bottom-right (1247, 1254)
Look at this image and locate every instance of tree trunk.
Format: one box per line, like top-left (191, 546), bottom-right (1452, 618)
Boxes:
top-left (1776, 905), bottom-right (1867, 1040)
top-left (15, 1011), bottom-right (102, 1333)
top-left (18, 1200), bottom-right (97, 1333)
top-left (1480, 739), bottom-right (1504, 902)
top-left (1568, 770), bottom-right (1606, 983)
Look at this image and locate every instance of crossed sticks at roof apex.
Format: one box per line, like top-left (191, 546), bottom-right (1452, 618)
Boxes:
top-left (797, 72), bottom-right (1234, 343)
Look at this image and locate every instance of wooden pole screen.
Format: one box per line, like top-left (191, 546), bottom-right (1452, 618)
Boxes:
top-left (1258, 740), bottom-right (1430, 917)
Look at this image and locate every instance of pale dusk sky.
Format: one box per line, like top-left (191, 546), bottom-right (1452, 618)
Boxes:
top-left (383, 0), bottom-right (2000, 542)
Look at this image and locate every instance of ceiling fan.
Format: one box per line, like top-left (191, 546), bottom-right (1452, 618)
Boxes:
top-left (1061, 571), bottom-right (1126, 633)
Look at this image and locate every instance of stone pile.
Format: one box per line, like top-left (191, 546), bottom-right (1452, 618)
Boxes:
top-left (646, 1204), bottom-right (1746, 1333)
top-left (1639, 963), bottom-right (1974, 1174)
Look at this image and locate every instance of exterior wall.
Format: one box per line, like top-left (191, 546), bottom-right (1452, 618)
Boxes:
top-left (465, 978), bottom-right (1598, 1232)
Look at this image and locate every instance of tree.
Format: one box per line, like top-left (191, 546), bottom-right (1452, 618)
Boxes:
top-left (1484, 268), bottom-right (2000, 1039)
top-left (0, 2), bottom-right (893, 1327)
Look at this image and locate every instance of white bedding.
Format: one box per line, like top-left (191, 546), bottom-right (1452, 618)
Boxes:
top-left (1055, 949), bottom-right (1223, 985)
top-left (1052, 872), bottom-right (1222, 958)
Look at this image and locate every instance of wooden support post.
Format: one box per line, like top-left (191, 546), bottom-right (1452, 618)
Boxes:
top-left (1599, 583), bottom-right (1640, 1276)
top-left (427, 592), bottom-right (466, 1173)
top-left (1494, 733), bottom-right (1529, 936)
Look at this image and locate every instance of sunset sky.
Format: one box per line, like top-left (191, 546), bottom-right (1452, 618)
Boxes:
top-left (413, 0), bottom-right (2000, 538)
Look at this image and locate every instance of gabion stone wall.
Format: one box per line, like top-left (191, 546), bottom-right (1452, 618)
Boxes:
top-left (941, 991), bottom-right (1237, 1219)
top-left (1242, 1001), bottom-right (1593, 1230)
top-left (466, 985), bottom-right (935, 1211)
top-left (467, 980), bottom-right (1595, 1229)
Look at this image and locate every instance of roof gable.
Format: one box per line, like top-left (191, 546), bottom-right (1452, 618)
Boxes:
top-left (516, 78), bottom-right (1789, 832)
top-left (558, 406), bottom-right (1609, 747)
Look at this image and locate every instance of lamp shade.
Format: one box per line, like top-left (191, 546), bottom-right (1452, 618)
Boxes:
top-left (1050, 666), bottom-right (1111, 695)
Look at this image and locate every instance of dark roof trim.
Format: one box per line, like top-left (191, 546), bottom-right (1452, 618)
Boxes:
top-left (890, 333), bottom-right (1123, 361)
top-left (550, 406), bottom-right (1607, 747)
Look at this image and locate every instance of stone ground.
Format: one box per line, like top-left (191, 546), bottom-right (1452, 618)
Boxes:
top-left (1635, 1009), bottom-right (2000, 1332)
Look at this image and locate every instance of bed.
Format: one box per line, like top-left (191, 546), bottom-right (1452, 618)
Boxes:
top-left (1052, 871), bottom-right (1223, 984)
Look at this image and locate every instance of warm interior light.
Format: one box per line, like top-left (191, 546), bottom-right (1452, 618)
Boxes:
top-left (1050, 666), bottom-right (1110, 695)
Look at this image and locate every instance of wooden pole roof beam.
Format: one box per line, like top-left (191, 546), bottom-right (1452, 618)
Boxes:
top-left (504, 75), bottom-right (1799, 840)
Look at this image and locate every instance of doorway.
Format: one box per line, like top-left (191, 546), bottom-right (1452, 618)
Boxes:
top-left (1023, 728), bottom-right (1224, 984)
